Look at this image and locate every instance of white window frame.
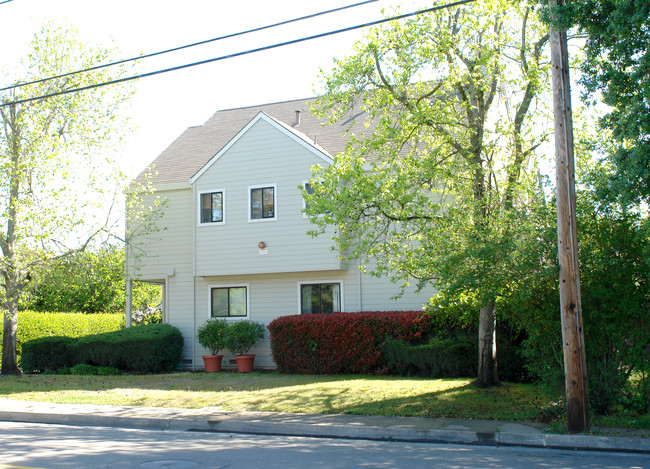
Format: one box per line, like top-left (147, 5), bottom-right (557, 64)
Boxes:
top-left (208, 283), bottom-right (250, 319)
top-left (197, 188), bottom-right (226, 226)
top-left (297, 280), bottom-right (344, 314)
top-left (248, 183), bottom-right (278, 222)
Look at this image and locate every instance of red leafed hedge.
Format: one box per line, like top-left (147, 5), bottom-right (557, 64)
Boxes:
top-left (267, 311), bottom-right (431, 374)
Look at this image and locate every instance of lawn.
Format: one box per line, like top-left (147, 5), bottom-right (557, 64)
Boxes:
top-left (0, 372), bottom-right (560, 421)
top-left (0, 372), bottom-right (647, 434)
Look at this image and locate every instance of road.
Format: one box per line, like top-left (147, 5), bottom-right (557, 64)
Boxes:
top-left (0, 422), bottom-right (646, 469)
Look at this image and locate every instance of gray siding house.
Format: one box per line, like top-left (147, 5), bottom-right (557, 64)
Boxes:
top-left (126, 98), bottom-right (436, 370)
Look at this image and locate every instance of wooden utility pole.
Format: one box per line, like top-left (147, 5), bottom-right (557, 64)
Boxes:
top-left (549, 0), bottom-right (590, 433)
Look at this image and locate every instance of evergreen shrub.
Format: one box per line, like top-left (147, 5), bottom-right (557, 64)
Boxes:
top-left (268, 311), bottom-right (431, 374)
top-left (22, 324), bottom-right (183, 373)
top-left (0, 311), bottom-right (124, 366)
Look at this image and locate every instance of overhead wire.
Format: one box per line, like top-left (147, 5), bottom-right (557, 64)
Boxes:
top-left (0, 0), bottom-right (476, 108)
top-left (0, 0), bottom-right (379, 92)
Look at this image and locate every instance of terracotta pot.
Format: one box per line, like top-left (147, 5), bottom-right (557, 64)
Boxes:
top-left (235, 354), bottom-right (255, 373)
top-left (202, 354), bottom-right (223, 372)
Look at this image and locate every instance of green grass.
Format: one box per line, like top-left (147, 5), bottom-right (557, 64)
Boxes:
top-left (0, 372), bottom-right (559, 421)
top-left (0, 372), bottom-right (647, 435)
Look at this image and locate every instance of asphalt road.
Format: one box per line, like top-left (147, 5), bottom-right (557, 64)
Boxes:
top-left (0, 422), bottom-right (647, 469)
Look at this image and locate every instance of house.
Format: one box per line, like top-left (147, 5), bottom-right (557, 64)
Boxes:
top-left (126, 97), bottom-right (437, 369)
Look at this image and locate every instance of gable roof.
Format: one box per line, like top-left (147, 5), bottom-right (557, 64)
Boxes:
top-left (136, 97), bottom-right (370, 186)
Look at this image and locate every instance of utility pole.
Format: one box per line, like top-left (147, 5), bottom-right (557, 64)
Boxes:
top-left (549, 0), bottom-right (590, 433)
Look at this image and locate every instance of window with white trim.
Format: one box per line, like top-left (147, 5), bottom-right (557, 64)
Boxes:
top-left (249, 184), bottom-right (277, 221)
top-left (199, 190), bottom-right (225, 225)
top-left (211, 286), bottom-right (248, 318)
top-left (300, 283), bottom-right (341, 314)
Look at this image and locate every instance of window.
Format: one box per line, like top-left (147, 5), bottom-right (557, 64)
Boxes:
top-left (300, 283), bottom-right (341, 314)
top-left (249, 184), bottom-right (277, 221)
top-left (210, 286), bottom-right (248, 318)
top-left (199, 190), bottom-right (225, 225)
top-left (302, 180), bottom-right (326, 218)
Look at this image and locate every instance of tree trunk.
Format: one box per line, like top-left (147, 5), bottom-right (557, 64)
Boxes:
top-left (1, 279), bottom-right (21, 376)
top-left (477, 300), bottom-right (498, 386)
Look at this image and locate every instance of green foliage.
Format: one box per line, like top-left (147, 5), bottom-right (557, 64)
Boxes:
top-left (21, 336), bottom-right (77, 373)
top-left (502, 189), bottom-right (650, 414)
top-left (58, 364), bottom-right (121, 376)
top-left (0, 310), bottom-right (123, 366)
top-left (305, 0), bottom-right (550, 385)
top-left (197, 318), bottom-right (228, 355)
top-left (566, 0), bottom-right (650, 204)
top-left (75, 324), bottom-right (183, 372)
top-left (383, 335), bottom-right (477, 378)
top-left (24, 246), bottom-right (162, 314)
top-left (0, 21), bottom-right (135, 374)
top-left (22, 324), bottom-right (183, 373)
top-left (224, 320), bottom-right (265, 356)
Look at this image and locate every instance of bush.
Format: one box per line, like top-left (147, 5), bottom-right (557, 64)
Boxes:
top-left (21, 336), bottom-right (77, 373)
top-left (58, 364), bottom-right (121, 375)
top-left (197, 318), bottom-right (229, 355)
top-left (0, 311), bottom-right (124, 366)
top-left (383, 335), bottom-right (476, 377)
top-left (75, 324), bottom-right (183, 372)
top-left (268, 311), bottom-right (431, 374)
top-left (22, 324), bottom-right (184, 373)
top-left (383, 331), bottom-right (527, 380)
top-left (224, 320), bottom-right (265, 356)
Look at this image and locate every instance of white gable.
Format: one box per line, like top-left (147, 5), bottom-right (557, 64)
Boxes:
top-left (189, 112), bottom-right (333, 184)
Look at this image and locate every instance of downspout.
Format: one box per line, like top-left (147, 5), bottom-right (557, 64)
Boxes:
top-left (125, 279), bottom-right (132, 328)
top-left (192, 185), bottom-right (197, 369)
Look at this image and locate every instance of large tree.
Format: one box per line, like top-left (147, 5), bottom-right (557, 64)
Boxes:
top-left (305, 0), bottom-right (550, 386)
top-left (566, 0), bottom-right (650, 204)
top-left (0, 23), bottom-right (133, 375)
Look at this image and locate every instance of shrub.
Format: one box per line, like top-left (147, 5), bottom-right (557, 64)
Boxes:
top-left (268, 311), bottom-right (431, 374)
top-left (0, 311), bottom-right (124, 366)
top-left (383, 335), bottom-right (476, 377)
top-left (22, 324), bottom-right (184, 373)
top-left (21, 336), bottom-right (77, 373)
top-left (224, 320), bottom-right (265, 356)
top-left (58, 364), bottom-right (121, 375)
top-left (383, 332), bottom-right (527, 380)
top-left (197, 318), bottom-right (229, 355)
top-left (75, 324), bottom-right (183, 372)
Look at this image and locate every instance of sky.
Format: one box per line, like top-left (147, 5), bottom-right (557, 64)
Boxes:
top-left (0, 0), bottom-right (420, 179)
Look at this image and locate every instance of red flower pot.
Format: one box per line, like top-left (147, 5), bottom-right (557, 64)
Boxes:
top-left (202, 355), bottom-right (223, 372)
top-left (235, 354), bottom-right (255, 373)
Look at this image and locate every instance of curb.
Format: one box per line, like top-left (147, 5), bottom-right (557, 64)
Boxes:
top-left (0, 407), bottom-right (647, 454)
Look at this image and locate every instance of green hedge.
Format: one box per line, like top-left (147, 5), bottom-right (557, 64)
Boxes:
top-left (22, 324), bottom-right (184, 373)
top-left (383, 331), bottom-right (528, 381)
top-left (0, 311), bottom-right (124, 366)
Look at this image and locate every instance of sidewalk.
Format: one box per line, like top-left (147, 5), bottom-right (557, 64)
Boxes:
top-left (0, 398), bottom-right (647, 454)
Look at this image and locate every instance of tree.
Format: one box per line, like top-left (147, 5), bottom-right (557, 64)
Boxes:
top-left (305, 0), bottom-right (550, 386)
top-left (0, 23), bottom-right (134, 375)
top-left (567, 0), bottom-right (650, 204)
top-left (24, 246), bottom-right (161, 315)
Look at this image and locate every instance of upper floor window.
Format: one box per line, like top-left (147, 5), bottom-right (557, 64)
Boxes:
top-left (249, 184), bottom-right (277, 222)
top-left (199, 190), bottom-right (225, 225)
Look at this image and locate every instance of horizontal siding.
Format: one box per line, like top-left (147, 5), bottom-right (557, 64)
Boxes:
top-left (126, 188), bottom-right (196, 360)
top-left (191, 268), bottom-right (437, 370)
top-left (194, 119), bottom-right (340, 276)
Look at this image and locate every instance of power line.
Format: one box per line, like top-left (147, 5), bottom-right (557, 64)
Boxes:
top-left (0, 0), bottom-right (15, 5)
top-left (0, 0), bottom-right (378, 92)
top-left (1, 0), bottom-right (476, 108)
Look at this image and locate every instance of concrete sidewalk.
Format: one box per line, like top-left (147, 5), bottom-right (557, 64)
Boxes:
top-left (0, 398), bottom-right (647, 454)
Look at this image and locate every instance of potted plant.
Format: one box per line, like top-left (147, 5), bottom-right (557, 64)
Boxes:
top-left (224, 319), bottom-right (265, 372)
top-left (197, 318), bottom-right (229, 372)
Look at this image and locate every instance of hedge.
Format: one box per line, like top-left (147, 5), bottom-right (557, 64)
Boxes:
top-left (21, 324), bottom-right (183, 373)
top-left (383, 332), bottom-right (528, 381)
top-left (0, 311), bottom-right (124, 366)
top-left (268, 311), bottom-right (431, 374)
